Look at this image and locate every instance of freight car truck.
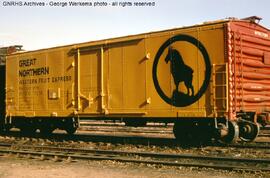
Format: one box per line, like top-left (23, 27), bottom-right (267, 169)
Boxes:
top-left (3, 17), bottom-right (270, 144)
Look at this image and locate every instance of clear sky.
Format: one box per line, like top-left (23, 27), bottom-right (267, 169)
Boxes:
top-left (1, 0), bottom-right (270, 50)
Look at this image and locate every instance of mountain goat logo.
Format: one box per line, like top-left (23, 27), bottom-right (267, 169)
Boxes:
top-left (152, 34), bottom-right (211, 107)
top-left (165, 47), bottom-right (194, 96)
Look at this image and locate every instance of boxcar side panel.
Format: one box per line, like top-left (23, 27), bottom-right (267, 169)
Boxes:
top-left (6, 22), bottom-right (228, 119)
top-left (6, 56), bottom-right (20, 115)
top-left (121, 40), bottom-right (146, 110)
top-left (145, 24), bottom-right (226, 117)
top-left (107, 44), bottom-right (124, 110)
top-left (79, 49), bottom-right (101, 114)
top-left (6, 47), bottom-right (76, 117)
top-left (31, 53), bottom-right (47, 112)
top-left (145, 33), bottom-right (173, 114)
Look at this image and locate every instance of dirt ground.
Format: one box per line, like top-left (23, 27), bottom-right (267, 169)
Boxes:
top-left (0, 156), bottom-right (266, 178)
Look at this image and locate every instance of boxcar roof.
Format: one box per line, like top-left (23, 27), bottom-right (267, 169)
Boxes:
top-left (8, 17), bottom-right (267, 56)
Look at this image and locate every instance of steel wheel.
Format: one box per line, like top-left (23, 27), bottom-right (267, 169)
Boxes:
top-left (65, 117), bottom-right (78, 135)
top-left (239, 122), bottom-right (260, 142)
top-left (219, 121), bottom-right (239, 144)
top-left (65, 126), bottom-right (77, 135)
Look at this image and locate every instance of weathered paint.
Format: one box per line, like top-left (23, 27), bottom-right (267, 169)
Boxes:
top-left (227, 21), bottom-right (270, 118)
top-left (5, 18), bottom-right (270, 121)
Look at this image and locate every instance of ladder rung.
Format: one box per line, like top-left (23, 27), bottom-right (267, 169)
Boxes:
top-left (214, 72), bottom-right (226, 74)
top-left (213, 97), bottom-right (227, 100)
top-left (213, 84), bottom-right (226, 87)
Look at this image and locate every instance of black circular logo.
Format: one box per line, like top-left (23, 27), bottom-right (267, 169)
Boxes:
top-left (152, 34), bottom-right (211, 107)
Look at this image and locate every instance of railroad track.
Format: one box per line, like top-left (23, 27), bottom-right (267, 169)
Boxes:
top-left (0, 143), bottom-right (269, 172)
top-left (78, 123), bottom-right (270, 139)
top-left (2, 131), bottom-right (270, 149)
top-left (258, 133), bottom-right (270, 137)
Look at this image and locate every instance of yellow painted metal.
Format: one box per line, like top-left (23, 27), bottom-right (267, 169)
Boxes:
top-left (76, 48), bottom-right (81, 111)
top-left (5, 20), bottom-right (231, 119)
top-left (100, 46), bottom-right (106, 113)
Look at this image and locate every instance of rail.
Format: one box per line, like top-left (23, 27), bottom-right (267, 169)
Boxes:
top-left (0, 143), bottom-right (270, 172)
